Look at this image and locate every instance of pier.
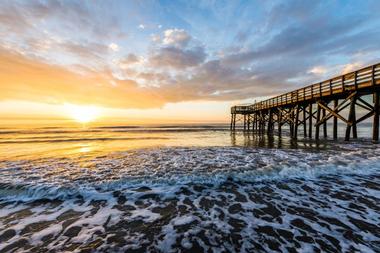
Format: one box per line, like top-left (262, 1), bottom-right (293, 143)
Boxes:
top-left (230, 62), bottom-right (380, 141)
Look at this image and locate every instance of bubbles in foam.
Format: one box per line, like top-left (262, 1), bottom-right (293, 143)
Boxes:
top-left (0, 143), bottom-right (379, 251)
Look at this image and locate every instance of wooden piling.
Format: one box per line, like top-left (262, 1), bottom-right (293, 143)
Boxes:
top-left (308, 103), bottom-right (312, 138)
top-left (294, 106), bottom-right (300, 139)
top-left (267, 110), bottom-right (273, 135)
top-left (315, 105), bottom-right (321, 140)
top-left (373, 92), bottom-right (380, 142)
top-left (333, 99), bottom-right (338, 139)
top-left (278, 110), bottom-right (282, 136)
top-left (290, 109), bottom-right (294, 138)
top-left (345, 96), bottom-right (356, 141)
top-left (322, 107), bottom-right (327, 138)
top-left (303, 106), bottom-right (307, 137)
top-left (352, 103), bottom-right (357, 139)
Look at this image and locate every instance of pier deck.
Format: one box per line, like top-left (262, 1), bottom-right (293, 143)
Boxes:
top-left (230, 62), bottom-right (380, 141)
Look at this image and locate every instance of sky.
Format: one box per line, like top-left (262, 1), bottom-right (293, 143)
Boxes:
top-left (0, 0), bottom-right (380, 125)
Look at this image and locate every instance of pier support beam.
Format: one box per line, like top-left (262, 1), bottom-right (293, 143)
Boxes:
top-left (294, 105), bottom-right (300, 139)
top-left (315, 104), bottom-right (321, 140)
top-left (267, 110), bottom-right (273, 135)
top-left (278, 110), bottom-right (282, 136)
top-left (345, 96), bottom-right (357, 141)
top-left (352, 104), bottom-right (358, 139)
top-left (308, 103), bottom-right (312, 138)
top-left (373, 92), bottom-right (380, 142)
top-left (290, 108), bottom-right (294, 138)
top-left (322, 107), bottom-right (327, 138)
top-left (231, 113), bottom-right (236, 131)
top-left (333, 99), bottom-right (338, 139)
top-left (303, 105), bottom-right (307, 138)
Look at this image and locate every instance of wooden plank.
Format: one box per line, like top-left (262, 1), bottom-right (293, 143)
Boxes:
top-left (316, 101), bottom-right (350, 125)
top-left (357, 97), bottom-right (374, 111)
top-left (356, 110), bottom-right (374, 124)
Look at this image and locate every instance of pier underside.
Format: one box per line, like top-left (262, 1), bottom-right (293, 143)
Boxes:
top-left (231, 63), bottom-right (380, 142)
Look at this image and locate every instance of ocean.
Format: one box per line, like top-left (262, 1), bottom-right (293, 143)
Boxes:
top-left (0, 124), bottom-right (379, 252)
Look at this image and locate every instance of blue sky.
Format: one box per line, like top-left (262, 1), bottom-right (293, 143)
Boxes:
top-left (0, 0), bottom-right (380, 123)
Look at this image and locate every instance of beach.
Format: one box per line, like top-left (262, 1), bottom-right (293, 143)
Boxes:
top-left (0, 125), bottom-right (379, 252)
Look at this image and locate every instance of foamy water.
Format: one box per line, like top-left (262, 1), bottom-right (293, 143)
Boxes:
top-left (0, 125), bottom-right (379, 252)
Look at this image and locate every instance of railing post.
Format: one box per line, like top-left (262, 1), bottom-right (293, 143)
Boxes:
top-left (342, 75), bottom-right (345, 92)
top-left (329, 79), bottom-right (332, 95)
top-left (354, 71), bottom-right (358, 90)
top-left (372, 65), bottom-right (376, 86)
top-left (303, 88), bottom-right (306, 101)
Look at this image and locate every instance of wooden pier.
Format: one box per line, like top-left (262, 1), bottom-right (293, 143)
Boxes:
top-left (230, 62), bottom-right (380, 142)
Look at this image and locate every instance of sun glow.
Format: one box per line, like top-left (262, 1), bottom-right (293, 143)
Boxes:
top-left (64, 103), bottom-right (100, 123)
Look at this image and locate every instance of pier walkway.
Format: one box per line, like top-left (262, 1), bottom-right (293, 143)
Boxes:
top-left (230, 62), bottom-right (380, 141)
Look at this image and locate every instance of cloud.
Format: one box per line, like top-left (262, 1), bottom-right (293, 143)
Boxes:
top-left (149, 46), bottom-right (206, 69)
top-left (108, 43), bottom-right (119, 52)
top-left (308, 66), bottom-right (327, 75)
top-left (119, 53), bottom-right (140, 65)
top-left (162, 29), bottom-right (191, 48)
top-left (147, 28), bottom-right (206, 69)
top-left (341, 62), bottom-right (364, 74)
top-left (0, 48), bottom-right (164, 109)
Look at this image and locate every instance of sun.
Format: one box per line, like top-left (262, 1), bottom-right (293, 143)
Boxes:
top-left (64, 103), bottom-right (100, 123)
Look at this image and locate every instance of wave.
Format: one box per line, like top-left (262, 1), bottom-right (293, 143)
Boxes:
top-left (1, 145), bottom-right (380, 202)
top-left (0, 125), bottom-right (230, 136)
top-left (0, 136), bottom-right (169, 144)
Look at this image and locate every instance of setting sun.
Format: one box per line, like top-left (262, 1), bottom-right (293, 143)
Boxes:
top-left (63, 103), bottom-right (100, 123)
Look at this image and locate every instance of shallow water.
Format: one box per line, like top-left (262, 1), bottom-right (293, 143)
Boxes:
top-left (0, 125), bottom-right (379, 252)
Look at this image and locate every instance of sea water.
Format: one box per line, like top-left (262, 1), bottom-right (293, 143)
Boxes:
top-left (0, 124), bottom-right (379, 252)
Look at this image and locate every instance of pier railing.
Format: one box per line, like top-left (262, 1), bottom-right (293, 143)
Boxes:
top-left (232, 63), bottom-right (380, 113)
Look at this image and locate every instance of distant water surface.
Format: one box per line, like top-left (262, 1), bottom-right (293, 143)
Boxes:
top-left (0, 124), bottom-right (379, 252)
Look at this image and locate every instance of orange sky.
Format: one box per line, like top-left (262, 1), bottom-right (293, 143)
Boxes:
top-left (0, 47), bottom-right (251, 125)
top-left (1, 1), bottom-right (379, 126)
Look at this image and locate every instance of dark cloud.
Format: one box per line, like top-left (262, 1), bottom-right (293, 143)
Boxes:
top-left (149, 46), bottom-right (206, 69)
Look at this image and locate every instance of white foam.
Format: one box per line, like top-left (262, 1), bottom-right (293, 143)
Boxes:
top-left (130, 209), bottom-right (161, 223)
